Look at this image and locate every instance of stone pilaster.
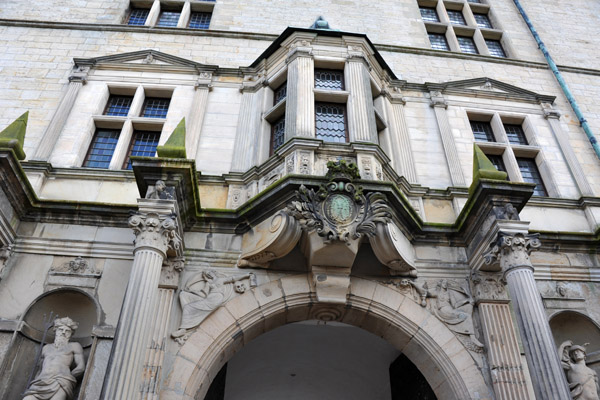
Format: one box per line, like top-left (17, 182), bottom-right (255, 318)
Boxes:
top-left (345, 52), bottom-right (377, 143)
top-left (484, 232), bottom-right (571, 400)
top-left (101, 200), bottom-right (182, 400)
top-left (188, 74), bottom-right (212, 159)
top-left (383, 89), bottom-right (418, 183)
top-left (430, 91), bottom-right (466, 187)
top-left (231, 83), bottom-right (263, 172)
top-left (140, 258), bottom-right (183, 399)
top-left (285, 42), bottom-right (314, 141)
top-left (33, 67), bottom-right (88, 161)
top-left (471, 272), bottom-right (531, 399)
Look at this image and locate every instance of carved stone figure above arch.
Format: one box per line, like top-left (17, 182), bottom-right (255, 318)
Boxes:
top-left (161, 276), bottom-right (490, 400)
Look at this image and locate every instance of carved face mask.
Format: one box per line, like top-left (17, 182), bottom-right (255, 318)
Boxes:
top-left (234, 281), bottom-right (246, 293)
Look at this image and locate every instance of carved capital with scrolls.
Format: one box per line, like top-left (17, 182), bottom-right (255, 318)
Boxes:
top-left (129, 212), bottom-right (181, 256)
top-left (483, 232), bottom-right (541, 274)
top-left (470, 271), bottom-right (508, 303)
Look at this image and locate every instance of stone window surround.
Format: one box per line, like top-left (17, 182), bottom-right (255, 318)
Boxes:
top-left (85, 84), bottom-right (174, 170)
top-left (468, 111), bottom-right (559, 197)
top-left (126, 0), bottom-right (214, 29)
top-left (417, 0), bottom-right (511, 58)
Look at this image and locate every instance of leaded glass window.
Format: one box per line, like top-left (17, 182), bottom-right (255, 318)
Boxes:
top-left (274, 82), bottom-right (287, 105)
top-left (189, 12), bottom-right (211, 29)
top-left (315, 70), bottom-right (344, 91)
top-left (504, 124), bottom-right (528, 145)
top-left (517, 158), bottom-right (547, 196)
top-left (470, 121), bottom-right (495, 142)
top-left (487, 154), bottom-right (506, 173)
top-left (486, 39), bottom-right (507, 58)
top-left (84, 129), bottom-right (120, 168)
top-left (105, 96), bottom-right (133, 117)
top-left (474, 13), bottom-right (493, 29)
top-left (457, 36), bottom-right (478, 54)
top-left (315, 102), bottom-right (347, 143)
top-left (420, 7), bottom-right (439, 22)
top-left (142, 98), bottom-right (170, 118)
top-left (128, 8), bottom-right (149, 26)
top-left (157, 10), bottom-right (181, 27)
top-left (428, 33), bottom-right (450, 51)
top-left (271, 116), bottom-right (285, 153)
top-left (124, 131), bottom-right (160, 169)
top-left (447, 10), bottom-right (466, 25)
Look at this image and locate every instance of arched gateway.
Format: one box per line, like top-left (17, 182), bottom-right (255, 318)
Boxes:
top-left (162, 276), bottom-right (488, 400)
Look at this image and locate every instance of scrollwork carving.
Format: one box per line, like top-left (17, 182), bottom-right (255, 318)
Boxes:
top-left (129, 212), bottom-right (181, 255)
top-left (483, 232), bottom-right (541, 273)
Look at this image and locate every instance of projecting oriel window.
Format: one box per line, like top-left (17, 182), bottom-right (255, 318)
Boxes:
top-left (315, 70), bottom-right (344, 91)
top-left (470, 121), bottom-right (495, 142)
top-left (142, 98), bottom-right (170, 118)
top-left (517, 158), bottom-right (547, 196)
top-left (428, 33), bottom-right (450, 51)
top-left (83, 129), bottom-right (120, 168)
top-left (128, 8), bottom-right (149, 25)
top-left (419, 7), bottom-right (439, 22)
top-left (124, 131), bottom-right (161, 169)
top-left (457, 36), bottom-right (478, 54)
top-left (504, 124), bottom-right (528, 145)
top-left (447, 10), bottom-right (466, 25)
top-left (473, 13), bottom-right (493, 29)
top-left (157, 10), bottom-right (181, 27)
top-left (486, 40), bottom-right (507, 58)
top-left (315, 102), bottom-right (347, 143)
top-left (189, 12), bottom-right (211, 29)
top-left (104, 96), bottom-right (133, 117)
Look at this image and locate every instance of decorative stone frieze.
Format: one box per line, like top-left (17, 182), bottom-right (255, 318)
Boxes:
top-left (171, 269), bottom-right (257, 344)
top-left (46, 256), bottom-right (102, 294)
top-left (470, 271), bottom-right (508, 304)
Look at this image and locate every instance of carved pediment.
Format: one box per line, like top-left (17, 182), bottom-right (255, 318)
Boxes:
top-left (73, 50), bottom-right (218, 73)
top-left (425, 77), bottom-right (556, 104)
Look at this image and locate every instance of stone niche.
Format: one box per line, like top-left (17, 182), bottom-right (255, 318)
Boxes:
top-left (0, 288), bottom-right (99, 399)
top-left (550, 310), bottom-right (600, 379)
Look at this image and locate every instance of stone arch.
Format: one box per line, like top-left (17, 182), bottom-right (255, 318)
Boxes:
top-left (162, 276), bottom-right (489, 400)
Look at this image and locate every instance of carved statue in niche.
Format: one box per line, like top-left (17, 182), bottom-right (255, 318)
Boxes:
top-left (558, 341), bottom-right (600, 400)
top-left (427, 279), bottom-right (484, 351)
top-left (145, 180), bottom-right (173, 200)
top-left (171, 270), bottom-right (256, 344)
top-left (23, 317), bottom-right (85, 400)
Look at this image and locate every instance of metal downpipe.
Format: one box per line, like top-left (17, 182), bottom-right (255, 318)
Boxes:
top-left (512, 0), bottom-right (600, 161)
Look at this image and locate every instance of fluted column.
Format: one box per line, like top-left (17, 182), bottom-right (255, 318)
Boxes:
top-left (484, 232), bottom-right (571, 400)
top-left (285, 42), bottom-right (314, 141)
top-left (471, 272), bottom-right (531, 399)
top-left (33, 67), bottom-right (88, 161)
top-left (345, 55), bottom-right (377, 143)
top-left (101, 200), bottom-right (182, 400)
top-left (430, 91), bottom-right (466, 187)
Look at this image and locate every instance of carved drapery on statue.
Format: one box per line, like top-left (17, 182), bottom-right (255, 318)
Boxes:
top-left (171, 269), bottom-right (256, 344)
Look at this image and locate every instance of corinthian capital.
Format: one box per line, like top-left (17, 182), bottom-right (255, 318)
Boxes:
top-left (483, 232), bottom-right (541, 273)
top-left (128, 212), bottom-right (181, 255)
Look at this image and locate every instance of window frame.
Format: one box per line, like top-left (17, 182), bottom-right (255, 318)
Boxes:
top-left (315, 101), bottom-right (349, 144)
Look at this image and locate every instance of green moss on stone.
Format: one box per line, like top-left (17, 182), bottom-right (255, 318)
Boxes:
top-left (469, 144), bottom-right (507, 196)
top-left (0, 111), bottom-right (28, 160)
top-left (156, 117), bottom-right (187, 159)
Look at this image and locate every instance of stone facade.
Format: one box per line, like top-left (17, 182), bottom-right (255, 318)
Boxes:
top-left (1, 1), bottom-right (600, 399)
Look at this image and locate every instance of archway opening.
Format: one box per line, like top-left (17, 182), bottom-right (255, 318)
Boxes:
top-left (203, 320), bottom-right (436, 400)
top-left (550, 311), bottom-right (600, 377)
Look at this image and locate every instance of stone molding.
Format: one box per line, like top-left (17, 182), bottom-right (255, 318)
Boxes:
top-left (470, 271), bottom-right (508, 304)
